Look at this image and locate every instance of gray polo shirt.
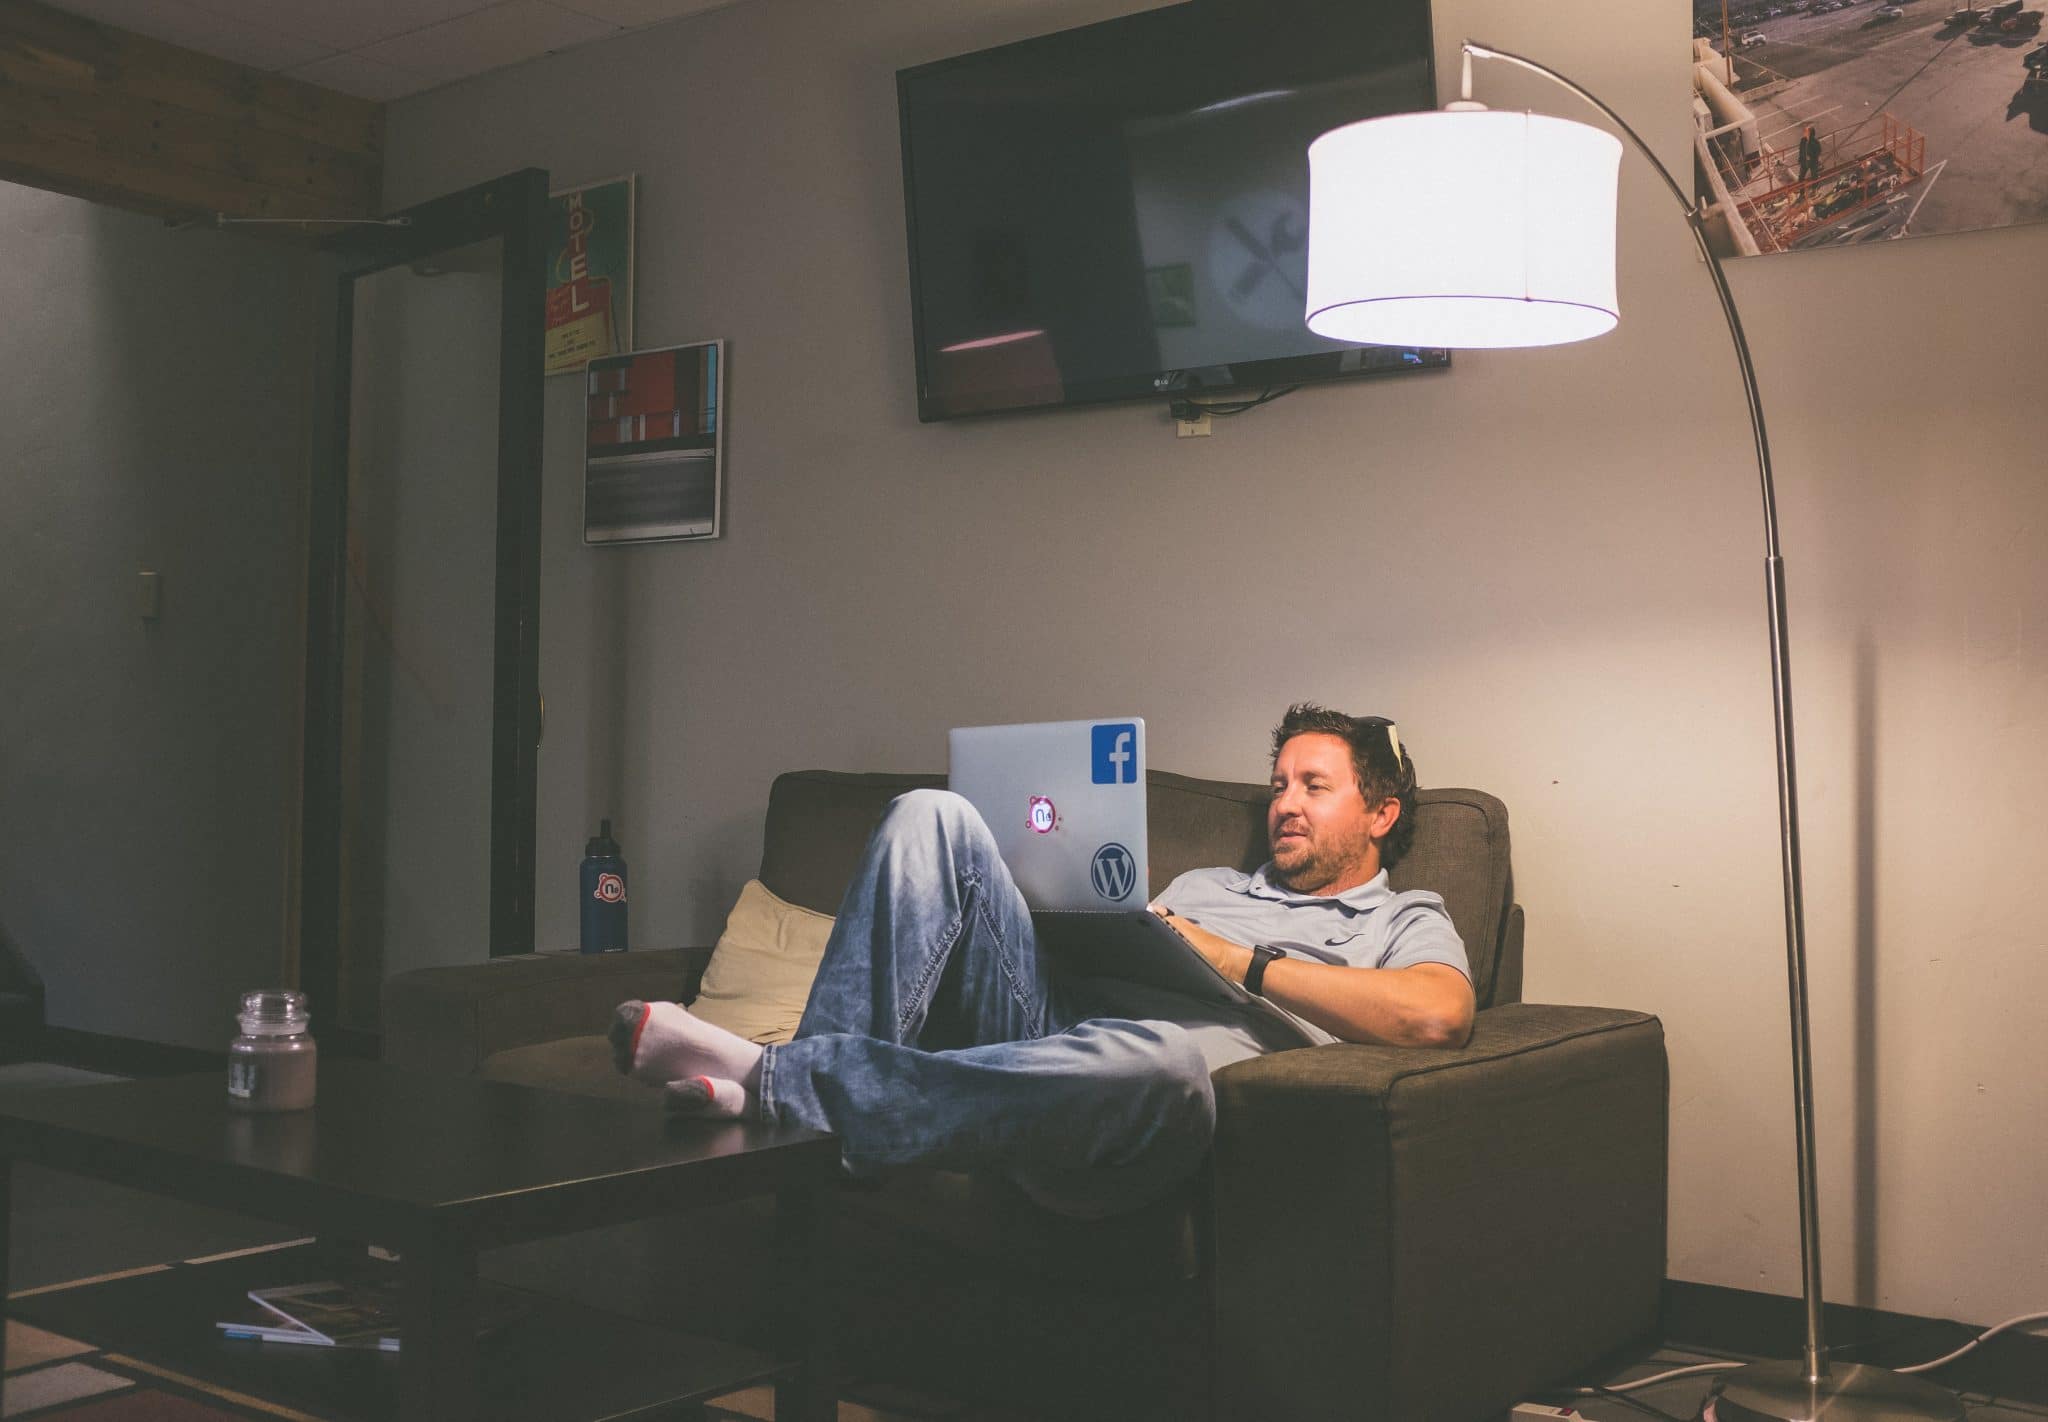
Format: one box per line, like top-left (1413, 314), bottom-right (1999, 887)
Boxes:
top-left (1078, 865), bottom-right (1469, 1072)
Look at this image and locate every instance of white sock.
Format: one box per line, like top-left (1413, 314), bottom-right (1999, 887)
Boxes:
top-left (662, 1075), bottom-right (749, 1119)
top-left (609, 1001), bottom-right (763, 1100)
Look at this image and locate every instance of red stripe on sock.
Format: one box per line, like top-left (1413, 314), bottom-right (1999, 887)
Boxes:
top-left (627, 1002), bottom-right (653, 1062)
top-left (693, 1076), bottom-right (714, 1094)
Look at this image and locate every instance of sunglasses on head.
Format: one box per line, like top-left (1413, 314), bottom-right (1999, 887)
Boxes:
top-left (1354, 716), bottom-right (1403, 769)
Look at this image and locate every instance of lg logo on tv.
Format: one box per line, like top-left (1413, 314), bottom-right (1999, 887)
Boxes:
top-left (1091, 723), bottom-right (1138, 784)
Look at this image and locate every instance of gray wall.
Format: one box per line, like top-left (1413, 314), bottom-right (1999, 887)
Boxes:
top-left (383, 0), bottom-right (2048, 1324)
top-left (0, 184), bottom-right (319, 1051)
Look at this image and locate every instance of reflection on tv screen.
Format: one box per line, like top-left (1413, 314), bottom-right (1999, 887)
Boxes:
top-left (898, 0), bottom-right (1448, 421)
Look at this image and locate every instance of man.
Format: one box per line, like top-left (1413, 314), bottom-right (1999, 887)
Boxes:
top-left (1798, 124), bottom-right (1823, 185)
top-left (611, 704), bottom-right (1473, 1216)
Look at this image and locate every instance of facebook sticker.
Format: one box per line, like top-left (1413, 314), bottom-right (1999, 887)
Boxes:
top-left (1091, 722), bottom-right (1139, 785)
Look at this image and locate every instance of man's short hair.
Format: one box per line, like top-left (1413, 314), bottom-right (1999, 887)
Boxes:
top-left (1269, 703), bottom-right (1420, 869)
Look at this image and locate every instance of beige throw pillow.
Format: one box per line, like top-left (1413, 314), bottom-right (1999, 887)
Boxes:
top-left (690, 879), bottom-right (835, 1044)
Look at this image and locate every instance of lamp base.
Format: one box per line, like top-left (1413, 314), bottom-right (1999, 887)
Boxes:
top-left (1699, 1360), bottom-right (1965, 1421)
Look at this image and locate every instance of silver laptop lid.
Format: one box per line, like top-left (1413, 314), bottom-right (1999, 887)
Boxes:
top-left (947, 717), bottom-right (1148, 912)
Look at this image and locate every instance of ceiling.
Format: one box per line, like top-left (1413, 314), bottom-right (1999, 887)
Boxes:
top-left (38, 0), bottom-right (745, 101)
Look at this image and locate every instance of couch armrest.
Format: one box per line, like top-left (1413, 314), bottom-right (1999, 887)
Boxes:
top-left (1209, 1002), bottom-right (1667, 1422)
top-left (380, 948), bottom-right (713, 1076)
top-left (1493, 903), bottom-right (1526, 1005)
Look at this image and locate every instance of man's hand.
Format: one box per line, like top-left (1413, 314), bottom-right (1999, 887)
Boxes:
top-left (1148, 903), bottom-right (1473, 1050)
top-left (1149, 903), bottom-right (1253, 980)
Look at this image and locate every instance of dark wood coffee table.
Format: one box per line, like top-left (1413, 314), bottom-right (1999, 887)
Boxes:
top-left (0, 1060), bottom-right (841, 1420)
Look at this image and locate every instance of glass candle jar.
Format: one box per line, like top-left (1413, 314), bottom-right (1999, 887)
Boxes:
top-left (227, 989), bottom-right (317, 1112)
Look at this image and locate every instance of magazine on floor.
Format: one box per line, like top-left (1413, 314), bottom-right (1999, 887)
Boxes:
top-left (216, 1277), bottom-right (529, 1352)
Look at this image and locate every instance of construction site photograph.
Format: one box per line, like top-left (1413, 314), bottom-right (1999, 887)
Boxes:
top-left (1693, 0), bottom-right (2048, 255)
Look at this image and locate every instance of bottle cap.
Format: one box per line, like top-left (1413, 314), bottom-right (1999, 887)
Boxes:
top-left (585, 818), bottom-right (621, 858)
top-left (238, 989), bottom-right (309, 1037)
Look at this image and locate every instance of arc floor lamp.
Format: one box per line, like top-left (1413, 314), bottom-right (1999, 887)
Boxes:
top-left (1302, 42), bottom-right (1964, 1422)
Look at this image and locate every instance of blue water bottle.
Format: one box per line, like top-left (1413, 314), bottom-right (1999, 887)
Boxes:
top-left (580, 819), bottom-right (629, 954)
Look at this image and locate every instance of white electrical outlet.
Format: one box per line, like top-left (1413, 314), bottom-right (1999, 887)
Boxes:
top-left (136, 569), bottom-right (162, 621)
top-left (1176, 411), bottom-right (1212, 437)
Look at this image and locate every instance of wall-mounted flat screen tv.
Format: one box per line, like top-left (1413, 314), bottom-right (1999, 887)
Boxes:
top-left (897, 0), bottom-right (1447, 422)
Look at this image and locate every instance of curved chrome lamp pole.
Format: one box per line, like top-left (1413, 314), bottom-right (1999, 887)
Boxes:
top-left (1305, 43), bottom-right (1965, 1422)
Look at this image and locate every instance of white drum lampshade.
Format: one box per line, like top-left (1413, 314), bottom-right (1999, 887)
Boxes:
top-left (1305, 107), bottom-right (1623, 349)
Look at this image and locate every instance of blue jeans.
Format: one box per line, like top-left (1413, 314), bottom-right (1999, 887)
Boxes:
top-left (758, 790), bottom-right (1215, 1217)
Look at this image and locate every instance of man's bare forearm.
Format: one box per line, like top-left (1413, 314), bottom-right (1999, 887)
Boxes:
top-left (1262, 958), bottom-right (1472, 1047)
top-left (1151, 906), bottom-right (1473, 1048)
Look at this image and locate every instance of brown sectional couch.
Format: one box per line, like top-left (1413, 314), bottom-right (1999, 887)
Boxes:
top-left (383, 769), bottom-right (1668, 1420)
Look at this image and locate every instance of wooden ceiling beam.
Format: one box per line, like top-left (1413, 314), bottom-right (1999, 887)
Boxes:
top-left (0, 0), bottom-right (382, 226)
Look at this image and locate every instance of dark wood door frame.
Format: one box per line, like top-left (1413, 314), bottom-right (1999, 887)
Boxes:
top-left (300, 168), bottom-right (549, 1042)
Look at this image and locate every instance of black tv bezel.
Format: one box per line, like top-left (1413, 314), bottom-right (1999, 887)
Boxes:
top-left (894, 1), bottom-right (1448, 424)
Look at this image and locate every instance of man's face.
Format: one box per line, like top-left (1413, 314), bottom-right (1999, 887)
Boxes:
top-left (1267, 732), bottom-right (1387, 895)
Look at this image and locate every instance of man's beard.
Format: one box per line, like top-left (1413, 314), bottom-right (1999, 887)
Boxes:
top-left (1269, 835), bottom-right (1353, 894)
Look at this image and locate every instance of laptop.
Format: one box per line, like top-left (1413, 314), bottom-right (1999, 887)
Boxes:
top-left (947, 717), bottom-right (1251, 1006)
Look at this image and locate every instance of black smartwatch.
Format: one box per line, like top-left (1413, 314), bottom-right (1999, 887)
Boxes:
top-left (1244, 945), bottom-right (1284, 996)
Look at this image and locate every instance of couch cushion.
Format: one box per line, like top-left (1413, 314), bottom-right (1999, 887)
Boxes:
top-left (0, 921), bottom-right (44, 1063)
top-left (1390, 789), bottom-right (1512, 1008)
top-left (0, 992), bottom-right (41, 1064)
top-left (1146, 771), bottom-right (1272, 888)
top-left (692, 879), bottom-right (835, 1044)
top-left (382, 949), bottom-right (699, 1076)
top-left (760, 771), bottom-right (946, 913)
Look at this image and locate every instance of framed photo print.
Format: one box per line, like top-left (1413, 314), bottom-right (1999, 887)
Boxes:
top-left (1692, 11), bottom-right (2048, 255)
top-left (583, 339), bottom-right (725, 545)
top-left (546, 175), bottom-right (635, 375)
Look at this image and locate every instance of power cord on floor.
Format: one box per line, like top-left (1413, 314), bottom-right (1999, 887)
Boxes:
top-left (1554, 1308), bottom-right (2048, 1397)
top-left (1583, 1382), bottom-right (1690, 1422)
top-left (1544, 1358), bottom-right (1738, 1398)
top-left (1893, 1308), bottom-right (2048, 1374)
